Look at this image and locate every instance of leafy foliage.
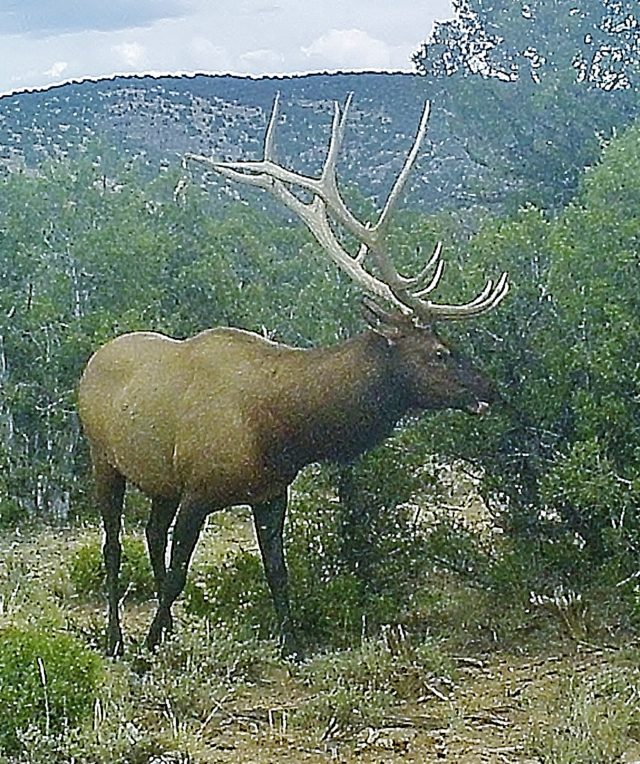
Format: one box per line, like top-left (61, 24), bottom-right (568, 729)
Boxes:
top-left (69, 536), bottom-right (155, 601)
top-left (0, 626), bottom-right (103, 753)
top-left (0, 150), bottom-right (356, 519)
top-left (4, 63), bottom-right (640, 764)
top-left (2, 63), bottom-right (640, 645)
top-left (185, 443), bottom-right (441, 649)
top-left (413, 0), bottom-right (640, 210)
top-left (420, 120), bottom-right (640, 595)
top-left (415, 0), bottom-right (640, 90)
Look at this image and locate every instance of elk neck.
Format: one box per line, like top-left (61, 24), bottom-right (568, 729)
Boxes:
top-left (261, 329), bottom-right (412, 472)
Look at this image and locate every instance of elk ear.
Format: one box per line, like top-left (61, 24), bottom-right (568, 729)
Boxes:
top-left (361, 297), bottom-right (410, 343)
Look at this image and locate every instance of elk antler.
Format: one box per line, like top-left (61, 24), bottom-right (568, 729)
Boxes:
top-left (185, 94), bottom-right (508, 321)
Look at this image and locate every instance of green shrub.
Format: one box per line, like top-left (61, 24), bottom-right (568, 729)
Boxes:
top-left (184, 549), bottom-right (275, 638)
top-left (0, 498), bottom-right (30, 529)
top-left (0, 626), bottom-right (103, 753)
top-left (69, 535), bottom-right (154, 600)
top-left (413, 121), bottom-right (640, 594)
top-left (185, 543), bottom-right (395, 649)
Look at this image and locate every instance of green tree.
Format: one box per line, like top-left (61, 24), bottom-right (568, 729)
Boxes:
top-left (412, 0), bottom-right (640, 210)
top-left (0, 151), bottom-right (180, 518)
top-left (0, 146), bottom-right (366, 521)
top-left (422, 117), bottom-right (640, 583)
top-left (415, 0), bottom-right (640, 89)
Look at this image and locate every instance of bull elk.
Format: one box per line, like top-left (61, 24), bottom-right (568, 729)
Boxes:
top-left (78, 94), bottom-right (508, 656)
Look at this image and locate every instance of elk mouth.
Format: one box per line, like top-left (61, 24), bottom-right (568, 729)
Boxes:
top-left (467, 400), bottom-right (491, 416)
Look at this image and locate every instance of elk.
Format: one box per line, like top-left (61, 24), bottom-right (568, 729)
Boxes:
top-left (78, 94), bottom-right (508, 656)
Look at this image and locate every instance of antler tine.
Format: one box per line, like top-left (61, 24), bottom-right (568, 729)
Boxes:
top-left (201, 159), bottom-right (411, 313)
top-left (413, 256), bottom-right (445, 298)
top-left (322, 93), bottom-right (353, 184)
top-left (355, 241), bottom-right (368, 265)
top-left (315, 93), bottom-right (375, 244)
top-left (197, 93), bottom-right (373, 245)
top-left (411, 272), bottom-right (509, 322)
top-left (264, 91), bottom-right (281, 162)
top-left (374, 100), bottom-right (431, 237)
top-left (393, 241), bottom-right (443, 291)
top-left (363, 101), bottom-right (441, 294)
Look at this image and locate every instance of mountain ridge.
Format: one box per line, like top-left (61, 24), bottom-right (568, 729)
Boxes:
top-left (0, 71), bottom-right (449, 209)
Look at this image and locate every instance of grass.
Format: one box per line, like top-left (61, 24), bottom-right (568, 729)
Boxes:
top-left (528, 654), bottom-right (640, 763)
top-left (1, 519), bottom-right (640, 762)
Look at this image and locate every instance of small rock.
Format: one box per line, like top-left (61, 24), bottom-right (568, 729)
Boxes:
top-left (354, 726), bottom-right (417, 753)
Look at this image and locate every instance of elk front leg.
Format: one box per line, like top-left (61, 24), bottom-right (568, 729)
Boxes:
top-left (252, 493), bottom-right (297, 656)
top-left (95, 459), bottom-right (126, 656)
top-left (146, 498), bottom-right (208, 650)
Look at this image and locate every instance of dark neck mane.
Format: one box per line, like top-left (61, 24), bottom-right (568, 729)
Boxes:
top-left (263, 330), bottom-right (410, 472)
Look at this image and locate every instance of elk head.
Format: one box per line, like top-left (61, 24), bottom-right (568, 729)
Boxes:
top-left (359, 297), bottom-right (498, 416)
top-left (186, 94), bottom-right (508, 417)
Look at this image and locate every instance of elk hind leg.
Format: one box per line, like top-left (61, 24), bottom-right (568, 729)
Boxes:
top-left (146, 497), bottom-right (209, 650)
top-left (146, 496), bottom-right (179, 602)
top-left (94, 457), bottom-right (126, 656)
top-left (252, 493), bottom-right (297, 656)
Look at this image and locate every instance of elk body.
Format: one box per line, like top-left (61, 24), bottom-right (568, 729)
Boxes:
top-left (78, 95), bottom-right (508, 655)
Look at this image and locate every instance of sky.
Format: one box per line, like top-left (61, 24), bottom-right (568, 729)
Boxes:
top-left (0, 0), bottom-right (453, 96)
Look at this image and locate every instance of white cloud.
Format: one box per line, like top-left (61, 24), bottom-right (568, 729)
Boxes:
top-left (301, 28), bottom-right (391, 69)
top-left (249, 3), bottom-right (282, 17)
top-left (0, 0), bottom-right (191, 37)
top-left (239, 48), bottom-right (285, 71)
top-left (113, 41), bottom-right (147, 67)
top-left (187, 37), bottom-right (232, 70)
top-left (44, 61), bottom-right (68, 79)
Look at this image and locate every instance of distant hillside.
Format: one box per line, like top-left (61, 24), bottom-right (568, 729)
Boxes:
top-left (0, 72), bottom-right (458, 211)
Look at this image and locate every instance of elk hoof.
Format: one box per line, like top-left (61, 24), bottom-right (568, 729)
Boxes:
top-left (146, 608), bottom-right (173, 650)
